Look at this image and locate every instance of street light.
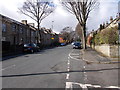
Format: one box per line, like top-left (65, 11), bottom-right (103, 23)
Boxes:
top-left (52, 21), bottom-right (54, 30)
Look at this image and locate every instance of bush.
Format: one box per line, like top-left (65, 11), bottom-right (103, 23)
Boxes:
top-left (94, 33), bottom-right (101, 45)
top-left (92, 26), bottom-right (118, 45)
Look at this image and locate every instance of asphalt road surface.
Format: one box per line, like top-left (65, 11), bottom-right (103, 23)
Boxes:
top-left (1, 45), bottom-right (120, 89)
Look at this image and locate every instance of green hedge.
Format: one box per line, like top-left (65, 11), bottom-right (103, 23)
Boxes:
top-left (92, 26), bottom-right (118, 45)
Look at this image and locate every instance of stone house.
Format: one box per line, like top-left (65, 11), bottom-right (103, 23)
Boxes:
top-left (40, 28), bottom-right (59, 47)
top-left (1, 14), bottom-right (36, 56)
top-left (1, 14), bottom-right (59, 56)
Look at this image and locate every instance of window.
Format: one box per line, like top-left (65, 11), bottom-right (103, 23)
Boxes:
top-left (27, 29), bottom-right (29, 36)
top-left (19, 27), bottom-right (23, 33)
top-left (31, 31), bottom-right (35, 36)
top-left (12, 24), bottom-right (16, 31)
top-left (2, 24), bottom-right (6, 32)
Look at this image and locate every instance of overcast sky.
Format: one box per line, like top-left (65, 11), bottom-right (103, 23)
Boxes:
top-left (0, 0), bottom-right (119, 34)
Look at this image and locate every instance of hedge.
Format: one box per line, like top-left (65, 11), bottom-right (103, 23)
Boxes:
top-left (92, 26), bottom-right (118, 45)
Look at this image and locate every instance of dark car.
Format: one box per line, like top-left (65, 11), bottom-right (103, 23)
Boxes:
top-left (73, 42), bottom-right (82, 49)
top-left (23, 43), bottom-right (40, 53)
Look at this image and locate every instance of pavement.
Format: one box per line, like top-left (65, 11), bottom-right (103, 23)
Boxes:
top-left (81, 47), bottom-right (120, 88)
top-left (81, 47), bottom-right (120, 64)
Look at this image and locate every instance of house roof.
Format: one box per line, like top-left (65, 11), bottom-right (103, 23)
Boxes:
top-left (90, 16), bottom-right (120, 35)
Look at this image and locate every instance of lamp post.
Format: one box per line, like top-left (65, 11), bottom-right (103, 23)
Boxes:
top-left (52, 21), bottom-right (54, 30)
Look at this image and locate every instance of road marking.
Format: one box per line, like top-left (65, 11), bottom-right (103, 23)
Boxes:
top-left (66, 58), bottom-right (70, 80)
top-left (69, 52), bottom-right (80, 61)
top-left (83, 66), bottom-right (85, 69)
top-left (70, 54), bottom-right (79, 55)
top-left (66, 74), bottom-right (70, 79)
top-left (65, 82), bottom-right (73, 88)
top-left (67, 68), bottom-right (70, 72)
top-left (85, 84), bottom-right (101, 88)
top-left (72, 56), bottom-right (80, 58)
top-left (1, 65), bottom-right (16, 71)
top-left (68, 67), bottom-right (70, 69)
top-left (68, 60), bottom-right (70, 64)
top-left (104, 86), bottom-right (120, 88)
top-left (68, 49), bottom-right (81, 61)
top-left (68, 57), bottom-right (70, 59)
top-left (65, 82), bottom-right (120, 89)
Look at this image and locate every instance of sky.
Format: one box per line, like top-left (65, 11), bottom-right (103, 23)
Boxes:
top-left (0, 0), bottom-right (119, 34)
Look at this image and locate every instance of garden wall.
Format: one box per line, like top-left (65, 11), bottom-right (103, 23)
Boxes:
top-left (92, 44), bottom-right (120, 58)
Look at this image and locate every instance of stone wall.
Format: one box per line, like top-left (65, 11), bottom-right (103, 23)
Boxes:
top-left (92, 44), bottom-right (120, 58)
top-left (109, 45), bottom-right (120, 58)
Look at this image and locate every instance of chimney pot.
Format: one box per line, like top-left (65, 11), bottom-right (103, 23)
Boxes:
top-left (110, 16), bottom-right (113, 22)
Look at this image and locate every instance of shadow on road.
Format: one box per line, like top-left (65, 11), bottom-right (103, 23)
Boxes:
top-left (2, 46), bottom-right (60, 61)
top-left (1, 67), bottom-right (120, 78)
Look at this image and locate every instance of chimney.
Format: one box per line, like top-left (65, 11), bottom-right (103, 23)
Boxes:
top-left (103, 22), bottom-right (105, 29)
top-left (110, 16), bottom-right (113, 22)
top-left (21, 20), bottom-right (27, 25)
top-left (106, 21), bottom-right (109, 26)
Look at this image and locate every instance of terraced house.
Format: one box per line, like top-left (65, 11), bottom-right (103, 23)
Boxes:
top-left (1, 14), bottom-right (59, 56)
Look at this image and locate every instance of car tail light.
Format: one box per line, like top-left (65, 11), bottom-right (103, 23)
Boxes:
top-left (28, 46), bottom-right (32, 48)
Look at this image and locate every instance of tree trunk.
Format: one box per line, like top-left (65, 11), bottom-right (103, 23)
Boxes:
top-left (82, 24), bottom-right (87, 50)
top-left (37, 20), bottom-right (40, 44)
top-left (37, 3), bottom-right (41, 44)
top-left (38, 21), bottom-right (42, 44)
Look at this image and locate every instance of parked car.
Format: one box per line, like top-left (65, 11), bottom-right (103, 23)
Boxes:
top-left (72, 42), bottom-right (82, 49)
top-left (23, 43), bottom-right (40, 53)
top-left (71, 42), bottom-right (75, 45)
top-left (60, 43), bottom-right (66, 46)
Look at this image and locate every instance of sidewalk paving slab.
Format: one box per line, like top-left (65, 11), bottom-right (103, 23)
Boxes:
top-left (81, 47), bottom-right (120, 64)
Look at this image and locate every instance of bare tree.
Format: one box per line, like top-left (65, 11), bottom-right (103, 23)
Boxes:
top-left (61, 0), bottom-right (99, 49)
top-left (60, 26), bottom-right (74, 43)
top-left (19, 0), bottom-right (55, 43)
top-left (75, 23), bottom-right (82, 40)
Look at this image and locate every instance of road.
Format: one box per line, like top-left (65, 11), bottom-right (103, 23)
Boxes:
top-left (2, 45), bottom-right (119, 89)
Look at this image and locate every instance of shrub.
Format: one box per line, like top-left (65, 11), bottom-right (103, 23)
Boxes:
top-left (92, 26), bottom-right (118, 45)
top-left (94, 33), bottom-right (101, 45)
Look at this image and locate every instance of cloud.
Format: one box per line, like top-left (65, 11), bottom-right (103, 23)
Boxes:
top-left (87, 0), bottom-right (118, 31)
top-left (0, 0), bottom-right (118, 33)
